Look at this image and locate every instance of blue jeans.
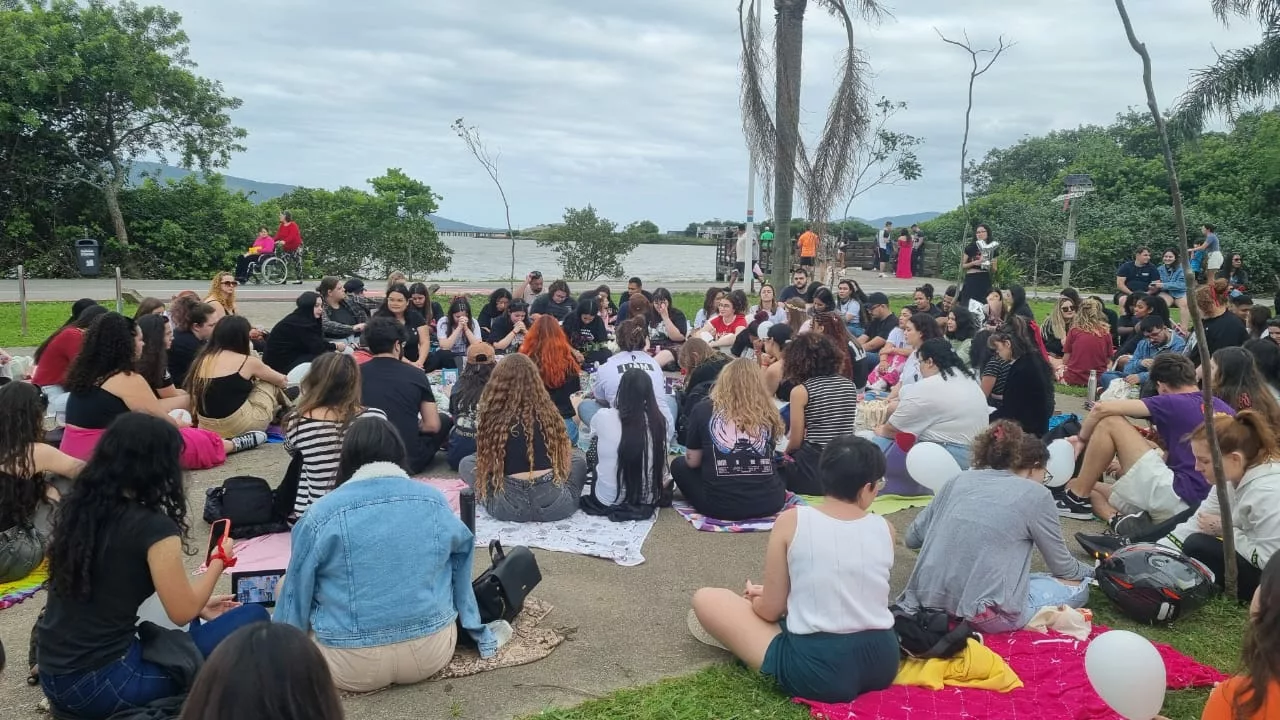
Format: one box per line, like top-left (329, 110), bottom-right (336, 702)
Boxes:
top-left (1099, 371), bottom-right (1125, 389)
top-left (564, 417), bottom-right (579, 445)
top-left (870, 435), bottom-right (971, 469)
top-left (41, 605), bottom-right (270, 719)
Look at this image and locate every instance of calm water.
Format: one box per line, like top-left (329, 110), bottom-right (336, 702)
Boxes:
top-left (439, 236), bottom-right (717, 282)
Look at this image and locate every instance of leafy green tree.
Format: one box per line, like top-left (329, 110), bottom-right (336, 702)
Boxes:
top-left (839, 98), bottom-right (924, 220)
top-left (537, 206), bottom-right (637, 280)
top-left (624, 220), bottom-right (660, 236)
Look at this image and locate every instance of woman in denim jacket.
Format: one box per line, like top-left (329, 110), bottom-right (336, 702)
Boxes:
top-left (274, 415), bottom-right (497, 692)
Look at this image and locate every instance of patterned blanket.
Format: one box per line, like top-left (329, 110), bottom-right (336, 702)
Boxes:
top-left (0, 560), bottom-right (48, 610)
top-left (671, 493), bottom-right (807, 532)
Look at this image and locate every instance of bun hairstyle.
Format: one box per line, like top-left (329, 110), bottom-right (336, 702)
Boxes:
top-left (1190, 409), bottom-right (1280, 469)
top-left (615, 317), bottom-right (649, 352)
top-left (970, 420), bottom-right (1047, 472)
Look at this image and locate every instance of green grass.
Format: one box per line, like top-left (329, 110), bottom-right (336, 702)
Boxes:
top-left (0, 300), bottom-right (137, 348)
top-left (524, 597), bottom-right (1247, 720)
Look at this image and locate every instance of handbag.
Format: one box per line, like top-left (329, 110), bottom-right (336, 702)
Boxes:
top-left (203, 476), bottom-right (289, 539)
top-left (892, 606), bottom-right (978, 659)
top-left (472, 539), bottom-right (541, 624)
top-left (0, 524), bottom-right (45, 584)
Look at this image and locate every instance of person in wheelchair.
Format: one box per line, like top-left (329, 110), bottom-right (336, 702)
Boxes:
top-left (235, 228), bottom-right (276, 283)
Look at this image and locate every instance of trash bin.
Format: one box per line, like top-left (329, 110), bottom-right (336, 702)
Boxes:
top-left (75, 238), bottom-right (101, 277)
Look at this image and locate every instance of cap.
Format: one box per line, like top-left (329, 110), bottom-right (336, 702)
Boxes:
top-left (757, 321), bottom-right (774, 339)
top-left (343, 278), bottom-right (366, 293)
top-left (466, 342), bottom-right (497, 365)
top-left (866, 292), bottom-right (889, 307)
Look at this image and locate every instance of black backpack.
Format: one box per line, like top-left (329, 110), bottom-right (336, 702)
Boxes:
top-left (203, 474), bottom-right (291, 539)
top-left (892, 607), bottom-right (978, 659)
top-left (676, 380), bottom-right (715, 446)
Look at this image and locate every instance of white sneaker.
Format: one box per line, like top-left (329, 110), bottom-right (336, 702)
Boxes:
top-left (229, 431), bottom-right (268, 454)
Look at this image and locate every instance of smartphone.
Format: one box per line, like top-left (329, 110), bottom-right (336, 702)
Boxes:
top-left (206, 519), bottom-right (231, 563)
top-left (232, 570), bottom-right (286, 608)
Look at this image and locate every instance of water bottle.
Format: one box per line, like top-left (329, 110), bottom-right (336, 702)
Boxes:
top-left (1086, 370), bottom-right (1098, 409)
top-left (459, 486), bottom-right (476, 533)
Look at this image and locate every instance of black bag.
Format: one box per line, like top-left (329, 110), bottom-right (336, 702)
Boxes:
top-left (891, 607), bottom-right (977, 659)
top-left (472, 539), bottom-right (541, 624)
top-left (203, 476), bottom-right (289, 539)
top-left (675, 380), bottom-right (715, 446)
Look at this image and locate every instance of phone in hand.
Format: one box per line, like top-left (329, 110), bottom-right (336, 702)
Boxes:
top-left (207, 519), bottom-right (231, 563)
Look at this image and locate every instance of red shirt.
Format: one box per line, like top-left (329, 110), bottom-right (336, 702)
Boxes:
top-left (32, 327), bottom-right (84, 387)
top-left (275, 221), bottom-right (302, 253)
top-left (1062, 327), bottom-right (1113, 386)
top-left (709, 314), bottom-right (747, 336)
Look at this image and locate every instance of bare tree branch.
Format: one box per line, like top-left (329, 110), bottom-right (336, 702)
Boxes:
top-left (452, 118), bottom-right (517, 286)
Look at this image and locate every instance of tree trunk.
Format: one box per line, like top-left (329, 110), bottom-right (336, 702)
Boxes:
top-left (103, 182), bottom-right (129, 247)
top-left (770, 0), bottom-right (805, 288)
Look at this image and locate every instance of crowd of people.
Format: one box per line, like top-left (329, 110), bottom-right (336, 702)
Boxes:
top-left (0, 234), bottom-right (1277, 718)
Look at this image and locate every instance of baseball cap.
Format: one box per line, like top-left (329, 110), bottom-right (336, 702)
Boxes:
top-left (343, 278), bottom-right (366, 293)
top-left (866, 292), bottom-right (889, 307)
top-left (466, 342), bottom-right (497, 365)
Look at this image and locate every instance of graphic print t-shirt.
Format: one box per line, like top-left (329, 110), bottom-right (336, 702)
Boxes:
top-left (683, 399), bottom-right (785, 518)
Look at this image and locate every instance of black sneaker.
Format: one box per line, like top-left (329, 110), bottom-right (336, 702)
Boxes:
top-left (1109, 510), bottom-right (1155, 539)
top-left (229, 431), bottom-right (267, 454)
top-left (1056, 490), bottom-right (1094, 520)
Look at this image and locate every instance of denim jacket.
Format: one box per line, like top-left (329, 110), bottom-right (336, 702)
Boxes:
top-left (1122, 332), bottom-right (1187, 383)
top-left (274, 461), bottom-right (497, 656)
top-left (1157, 264), bottom-right (1186, 297)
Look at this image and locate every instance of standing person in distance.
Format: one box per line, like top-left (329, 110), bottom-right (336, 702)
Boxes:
top-left (876, 221), bottom-right (893, 278)
top-left (1192, 223), bottom-right (1223, 284)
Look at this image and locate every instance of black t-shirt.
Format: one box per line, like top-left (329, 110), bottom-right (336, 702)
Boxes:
top-left (546, 371), bottom-right (583, 419)
top-left (1196, 312), bottom-right (1250, 364)
top-left (687, 357), bottom-right (728, 391)
top-left (505, 422), bottom-right (554, 475)
top-left (397, 310), bottom-right (428, 362)
top-left (168, 330), bottom-right (201, 388)
top-left (650, 308), bottom-right (689, 353)
top-left (1117, 261), bottom-right (1158, 294)
top-left (683, 399), bottom-right (785, 518)
top-left (360, 356), bottom-right (437, 469)
top-left (562, 316), bottom-right (608, 350)
top-left (779, 283), bottom-right (821, 304)
top-left (530, 294), bottom-right (574, 321)
top-left (37, 505), bottom-right (180, 674)
top-left (489, 314), bottom-right (526, 354)
top-left (478, 305), bottom-right (501, 335)
top-left (863, 314), bottom-right (898, 343)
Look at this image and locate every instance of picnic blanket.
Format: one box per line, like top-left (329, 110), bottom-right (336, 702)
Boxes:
top-left (800, 493), bottom-right (932, 516)
top-left (796, 624), bottom-right (1227, 720)
top-left (672, 492), bottom-right (806, 532)
top-left (473, 506), bottom-right (656, 567)
top-left (0, 560), bottom-right (48, 610)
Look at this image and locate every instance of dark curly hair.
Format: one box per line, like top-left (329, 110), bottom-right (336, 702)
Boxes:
top-left (63, 312), bottom-right (139, 394)
top-left (971, 420), bottom-right (1046, 471)
top-left (918, 337), bottom-right (973, 380)
top-left (136, 314), bottom-right (171, 391)
top-left (783, 332), bottom-right (843, 384)
top-left (0, 383), bottom-right (50, 531)
top-left (47, 413), bottom-right (189, 601)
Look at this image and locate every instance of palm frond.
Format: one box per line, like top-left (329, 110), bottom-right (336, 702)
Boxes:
top-left (739, 0), bottom-right (777, 209)
top-left (1173, 29), bottom-right (1280, 134)
top-left (814, 0), bottom-right (889, 23)
top-left (1210, 0), bottom-right (1280, 27)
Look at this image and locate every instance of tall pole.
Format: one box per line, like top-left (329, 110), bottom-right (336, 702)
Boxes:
top-left (1062, 196), bottom-right (1078, 287)
top-left (744, 0), bottom-right (762, 292)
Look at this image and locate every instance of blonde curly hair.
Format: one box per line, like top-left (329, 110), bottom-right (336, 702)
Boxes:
top-left (206, 271), bottom-right (238, 316)
top-left (472, 354), bottom-right (573, 499)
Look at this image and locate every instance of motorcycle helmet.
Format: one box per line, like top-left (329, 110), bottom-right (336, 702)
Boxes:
top-left (1094, 543), bottom-right (1216, 624)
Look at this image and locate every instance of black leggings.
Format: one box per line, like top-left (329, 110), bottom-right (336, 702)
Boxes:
top-left (407, 413), bottom-right (454, 475)
top-left (1181, 532), bottom-right (1263, 602)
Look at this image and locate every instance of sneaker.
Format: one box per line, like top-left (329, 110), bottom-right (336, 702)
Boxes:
top-left (229, 431), bottom-right (267, 454)
top-left (1109, 510), bottom-right (1155, 539)
top-left (1055, 490), bottom-right (1094, 520)
top-left (687, 609), bottom-right (727, 651)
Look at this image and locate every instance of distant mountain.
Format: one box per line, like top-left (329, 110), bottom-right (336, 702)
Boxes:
top-left (128, 161), bottom-right (499, 232)
top-left (855, 212), bottom-right (942, 227)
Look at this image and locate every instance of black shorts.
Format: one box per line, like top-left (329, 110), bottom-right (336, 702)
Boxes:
top-left (799, 256), bottom-right (815, 267)
top-left (734, 261), bottom-right (746, 274)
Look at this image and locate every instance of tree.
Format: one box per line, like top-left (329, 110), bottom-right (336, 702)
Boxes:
top-left (536, 205), bottom-right (637, 280)
top-left (1174, 0), bottom-right (1280, 134)
top-left (838, 97), bottom-right (924, 220)
top-left (739, 0), bottom-right (885, 288)
top-left (624, 220), bottom-right (660, 236)
top-left (452, 118), bottom-right (516, 283)
top-left (0, 1), bottom-right (245, 254)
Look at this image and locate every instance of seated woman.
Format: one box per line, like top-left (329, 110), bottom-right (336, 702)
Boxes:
top-left (187, 316), bottom-right (289, 440)
top-left (204, 273), bottom-right (264, 350)
top-left (581, 369), bottom-right (669, 520)
top-left (61, 313), bottom-right (263, 468)
top-left (560, 298), bottom-right (611, 366)
top-left (945, 308), bottom-right (977, 363)
top-left (647, 289), bottom-right (691, 369)
top-left (136, 314), bottom-right (190, 414)
top-left (477, 287), bottom-right (512, 339)
top-left (761, 322), bottom-right (793, 401)
top-left (407, 282), bottom-right (443, 338)
top-left (317, 276), bottom-right (368, 344)
top-left (692, 287), bottom-right (727, 332)
top-left (167, 297), bottom-right (216, 388)
top-left (274, 415), bottom-right (497, 693)
top-left (32, 302), bottom-right (107, 416)
top-left (489, 299), bottom-right (530, 355)
top-left (233, 227), bottom-right (276, 283)
top-left (703, 289), bottom-right (747, 347)
top-left (578, 318), bottom-right (678, 438)
top-left (690, 436), bottom-right (898, 703)
top-left (836, 279), bottom-right (867, 338)
top-left (1052, 298), bottom-right (1113, 386)
top-left (866, 307), bottom-right (911, 390)
top-left (897, 422), bottom-right (1093, 634)
top-left (679, 338), bottom-right (730, 392)
top-left (283, 353), bottom-right (385, 522)
top-left (1211, 346), bottom-right (1280, 425)
top-left (671, 359), bottom-right (786, 520)
top-left (1040, 297), bottom-right (1075, 358)
top-left (38, 414), bottom-right (269, 719)
top-left (446, 344), bottom-right (497, 470)
top-left (0, 383), bottom-right (83, 584)
top-left (809, 312), bottom-right (869, 388)
top-left (890, 311), bottom-right (945, 392)
top-left (750, 283), bottom-right (787, 325)
top-left (263, 292), bottom-right (344, 377)
top-left (133, 298), bottom-right (165, 319)
top-left (987, 317), bottom-right (1055, 436)
top-left (460, 354), bottom-right (589, 522)
top-left (779, 333), bottom-right (858, 494)
top-left (373, 284), bottom-right (430, 370)
top-left (870, 339), bottom-right (989, 470)
top-left (731, 311), bottom-right (769, 361)
top-left (519, 315), bottom-right (583, 442)
top-left (436, 296), bottom-right (483, 369)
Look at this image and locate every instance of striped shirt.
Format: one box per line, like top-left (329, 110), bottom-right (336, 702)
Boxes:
top-left (284, 408), bottom-right (386, 520)
top-left (801, 375), bottom-right (858, 446)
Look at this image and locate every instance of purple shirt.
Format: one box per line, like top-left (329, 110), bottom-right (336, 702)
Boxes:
top-left (1141, 392), bottom-right (1234, 504)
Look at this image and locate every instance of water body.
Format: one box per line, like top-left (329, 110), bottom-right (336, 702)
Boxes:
top-left (439, 236), bottom-right (716, 282)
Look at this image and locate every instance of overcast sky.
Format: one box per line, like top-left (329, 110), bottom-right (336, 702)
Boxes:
top-left (158, 0), bottom-right (1263, 230)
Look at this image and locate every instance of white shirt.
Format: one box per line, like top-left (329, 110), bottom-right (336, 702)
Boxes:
top-left (592, 351), bottom-right (673, 428)
top-left (889, 372), bottom-right (990, 446)
top-left (436, 317), bottom-right (482, 355)
top-left (785, 506), bottom-right (895, 634)
top-left (877, 230), bottom-right (891, 249)
top-left (589, 408), bottom-right (665, 506)
top-left (1166, 461), bottom-right (1280, 571)
top-left (838, 298), bottom-right (861, 325)
top-left (749, 304), bottom-right (788, 325)
top-left (899, 350), bottom-right (922, 387)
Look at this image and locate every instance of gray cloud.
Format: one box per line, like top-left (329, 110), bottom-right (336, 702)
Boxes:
top-left (158, 0), bottom-right (1263, 229)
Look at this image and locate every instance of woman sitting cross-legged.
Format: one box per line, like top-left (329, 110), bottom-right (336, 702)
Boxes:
top-left (560, 297), bottom-right (611, 366)
top-left (897, 421), bottom-right (1093, 634)
top-left (779, 333), bottom-right (858, 495)
top-left (670, 359), bottom-right (787, 520)
top-left (283, 352), bottom-right (385, 523)
top-left (519, 315), bottom-right (583, 444)
top-left (136, 313), bottom-right (191, 414)
top-left (38, 413), bottom-right (270, 719)
top-left (987, 316), bottom-right (1056, 437)
top-left (61, 313), bottom-right (264, 468)
top-left (460, 353), bottom-right (589, 522)
top-left (446, 344), bottom-right (497, 471)
top-left (580, 368), bottom-right (669, 520)
top-left (577, 317), bottom-right (678, 440)
top-left (263, 292), bottom-right (345, 377)
top-left (274, 415), bottom-right (497, 693)
top-left (689, 436), bottom-right (899, 703)
top-left (186, 315), bottom-right (289, 441)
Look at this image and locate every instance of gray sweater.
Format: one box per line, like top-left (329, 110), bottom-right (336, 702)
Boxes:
top-left (898, 468), bottom-right (1091, 629)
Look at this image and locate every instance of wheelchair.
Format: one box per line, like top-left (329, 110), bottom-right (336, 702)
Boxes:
top-left (245, 250), bottom-right (287, 285)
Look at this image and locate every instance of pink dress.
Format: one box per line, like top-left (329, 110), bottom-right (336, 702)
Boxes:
top-left (896, 237), bottom-right (913, 279)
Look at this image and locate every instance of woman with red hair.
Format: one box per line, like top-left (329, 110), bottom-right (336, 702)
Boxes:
top-left (520, 315), bottom-right (583, 443)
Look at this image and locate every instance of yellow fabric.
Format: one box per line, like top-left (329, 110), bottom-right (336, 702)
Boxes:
top-left (893, 638), bottom-right (1023, 692)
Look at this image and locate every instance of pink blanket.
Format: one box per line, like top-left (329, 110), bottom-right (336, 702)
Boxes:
top-left (62, 424), bottom-right (226, 469)
top-left (797, 625), bottom-right (1226, 720)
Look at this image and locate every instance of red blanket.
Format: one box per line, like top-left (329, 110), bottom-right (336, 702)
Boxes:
top-left (797, 625), bottom-right (1226, 720)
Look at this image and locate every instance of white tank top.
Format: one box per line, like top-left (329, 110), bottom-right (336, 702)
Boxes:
top-left (785, 505), bottom-right (895, 635)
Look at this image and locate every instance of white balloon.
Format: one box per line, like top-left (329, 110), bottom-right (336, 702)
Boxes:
top-left (1085, 630), bottom-right (1167, 720)
top-left (905, 442), bottom-right (962, 493)
top-left (1046, 439), bottom-right (1076, 488)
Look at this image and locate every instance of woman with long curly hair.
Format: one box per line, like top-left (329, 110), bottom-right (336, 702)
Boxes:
top-left (779, 333), bottom-right (859, 494)
top-left (61, 313), bottom-right (263, 468)
top-left (205, 272), bottom-right (266, 349)
top-left (187, 316), bottom-right (288, 441)
top-left (37, 414), bottom-right (270, 719)
top-left (671, 358), bottom-right (786, 520)
top-left (1211, 346), bottom-right (1280, 426)
top-left (284, 353), bottom-right (385, 522)
top-left (136, 314), bottom-right (189, 414)
top-left (581, 369), bottom-right (669, 520)
top-left (519, 315), bottom-right (583, 442)
top-left (459, 354), bottom-right (588, 522)
top-left (0, 383), bottom-right (82, 583)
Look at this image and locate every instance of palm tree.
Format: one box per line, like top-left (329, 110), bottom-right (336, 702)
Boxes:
top-left (1174, 0), bottom-right (1280, 132)
top-left (739, 0), bottom-right (884, 287)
